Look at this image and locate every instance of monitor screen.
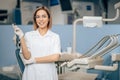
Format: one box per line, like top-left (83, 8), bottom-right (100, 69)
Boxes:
top-left (59, 0), bottom-right (73, 13)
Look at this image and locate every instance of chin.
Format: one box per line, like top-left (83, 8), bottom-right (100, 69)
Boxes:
top-left (40, 26), bottom-right (47, 29)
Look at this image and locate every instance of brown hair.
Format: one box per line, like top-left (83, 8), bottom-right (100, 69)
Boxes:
top-left (33, 6), bottom-right (52, 30)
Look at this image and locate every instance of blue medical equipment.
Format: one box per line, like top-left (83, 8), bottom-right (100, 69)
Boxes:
top-left (15, 35), bottom-right (25, 73)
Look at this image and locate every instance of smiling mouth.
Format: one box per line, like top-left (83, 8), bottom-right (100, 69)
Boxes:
top-left (38, 22), bottom-right (44, 25)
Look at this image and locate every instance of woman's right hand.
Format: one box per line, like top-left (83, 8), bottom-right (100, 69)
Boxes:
top-left (12, 24), bottom-right (24, 39)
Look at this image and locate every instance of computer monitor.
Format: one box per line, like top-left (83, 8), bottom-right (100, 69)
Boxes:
top-left (59, 0), bottom-right (73, 13)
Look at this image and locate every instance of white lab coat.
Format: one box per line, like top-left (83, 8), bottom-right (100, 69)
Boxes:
top-left (22, 29), bottom-right (61, 80)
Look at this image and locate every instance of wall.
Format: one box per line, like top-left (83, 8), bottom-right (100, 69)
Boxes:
top-left (0, 24), bottom-right (120, 67)
top-left (0, 25), bottom-right (33, 67)
top-left (50, 5), bottom-right (68, 25)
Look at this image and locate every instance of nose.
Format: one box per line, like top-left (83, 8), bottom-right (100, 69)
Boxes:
top-left (39, 17), bottom-right (43, 21)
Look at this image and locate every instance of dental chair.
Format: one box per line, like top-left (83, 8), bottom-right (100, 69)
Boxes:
top-left (15, 35), bottom-right (25, 74)
top-left (58, 34), bottom-right (120, 80)
top-left (61, 34), bottom-right (120, 70)
top-left (59, 2), bottom-right (120, 79)
top-left (63, 1), bottom-right (120, 71)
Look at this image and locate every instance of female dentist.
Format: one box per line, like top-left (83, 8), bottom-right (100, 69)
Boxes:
top-left (12, 6), bottom-right (61, 80)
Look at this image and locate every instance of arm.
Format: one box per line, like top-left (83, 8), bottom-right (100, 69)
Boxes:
top-left (35, 53), bottom-right (61, 63)
top-left (35, 34), bottom-right (61, 63)
top-left (20, 37), bottom-right (31, 60)
top-left (12, 24), bottom-right (31, 60)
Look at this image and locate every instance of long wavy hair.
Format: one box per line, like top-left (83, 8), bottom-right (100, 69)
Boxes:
top-left (33, 6), bottom-right (52, 30)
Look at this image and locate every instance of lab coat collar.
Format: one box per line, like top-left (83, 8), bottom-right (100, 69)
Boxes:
top-left (36, 29), bottom-right (52, 38)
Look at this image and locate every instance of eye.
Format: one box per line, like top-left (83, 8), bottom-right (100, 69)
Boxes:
top-left (35, 15), bottom-right (40, 19)
top-left (42, 15), bottom-right (47, 18)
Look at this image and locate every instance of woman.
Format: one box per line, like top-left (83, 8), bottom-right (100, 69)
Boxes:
top-left (13, 6), bottom-right (61, 80)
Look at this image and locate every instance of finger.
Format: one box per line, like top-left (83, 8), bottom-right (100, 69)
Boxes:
top-left (15, 27), bottom-right (20, 31)
top-left (14, 28), bottom-right (20, 34)
top-left (12, 24), bottom-right (18, 29)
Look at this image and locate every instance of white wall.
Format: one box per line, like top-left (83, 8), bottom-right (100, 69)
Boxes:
top-left (50, 5), bottom-right (67, 25)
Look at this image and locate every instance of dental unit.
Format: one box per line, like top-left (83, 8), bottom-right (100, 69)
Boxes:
top-left (59, 2), bottom-right (120, 70)
top-left (62, 34), bottom-right (120, 71)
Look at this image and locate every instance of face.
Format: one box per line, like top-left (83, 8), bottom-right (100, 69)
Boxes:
top-left (35, 10), bottom-right (49, 29)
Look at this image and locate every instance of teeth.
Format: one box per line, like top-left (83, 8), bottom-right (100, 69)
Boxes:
top-left (39, 22), bottom-right (44, 25)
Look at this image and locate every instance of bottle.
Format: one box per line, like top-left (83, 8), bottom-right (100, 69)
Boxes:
top-left (67, 42), bottom-right (72, 54)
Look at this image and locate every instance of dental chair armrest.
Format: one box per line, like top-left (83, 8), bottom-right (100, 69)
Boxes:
top-left (94, 63), bottom-right (118, 71)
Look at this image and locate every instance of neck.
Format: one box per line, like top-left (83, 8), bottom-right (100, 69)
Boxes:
top-left (38, 27), bottom-right (48, 36)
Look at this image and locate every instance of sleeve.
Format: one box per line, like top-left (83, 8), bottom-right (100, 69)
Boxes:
top-left (24, 32), bottom-right (31, 51)
top-left (19, 32), bottom-right (31, 53)
top-left (53, 35), bottom-right (61, 54)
